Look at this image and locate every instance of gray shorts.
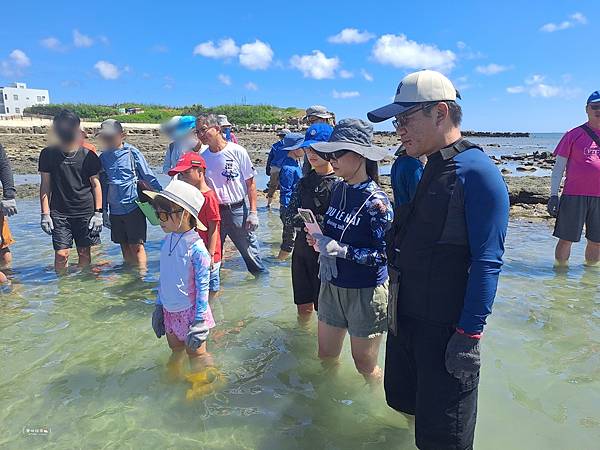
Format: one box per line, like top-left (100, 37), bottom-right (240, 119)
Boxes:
top-left (318, 281), bottom-right (388, 338)
top-left (553, 195), bottom-right (600, 243)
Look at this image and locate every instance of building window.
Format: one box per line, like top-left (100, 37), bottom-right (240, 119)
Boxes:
top-left (37, 96), bottom-right (42, 102)
top-left (13, 94), bottom-right (18, 101)
top-left (5, 107), bottom-right (8, 113)
top-left (15, 107), bottom-right (20, 114)
top-left (42, 96), bottom-right (46, 100)
top-left (4, 94), bottom-right (7, 100)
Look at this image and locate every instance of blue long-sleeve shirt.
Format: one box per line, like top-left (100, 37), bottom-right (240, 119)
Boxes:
top-left (278, 157), bottom-right (302, 208)
top-left (99, 142), bottom-right (162, 215)
top-left (454, 149), bottom-right (509, 333)
top-left (390, 153), bottom-right (423, 208)
top-left (266, 140), bottom-right (287, 175)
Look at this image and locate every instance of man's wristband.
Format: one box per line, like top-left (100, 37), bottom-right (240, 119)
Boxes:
top-left (456, 328), bottom-right (482, 339)
top-left (95, 208), bottom-right (103, 213)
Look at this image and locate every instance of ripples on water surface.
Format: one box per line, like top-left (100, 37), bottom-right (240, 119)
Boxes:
top-left (0, 201), bottom-right (599, 449)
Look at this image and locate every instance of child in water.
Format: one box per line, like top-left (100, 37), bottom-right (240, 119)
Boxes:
top-left (145, 179), bottom-right (224, 400)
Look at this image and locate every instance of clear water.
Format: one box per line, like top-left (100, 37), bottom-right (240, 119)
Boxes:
top-left (1, 201), bottom-right (599, 449)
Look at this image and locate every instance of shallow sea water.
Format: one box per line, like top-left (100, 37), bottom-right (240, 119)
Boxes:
top-left (0, 200), bottom-right (599, 449)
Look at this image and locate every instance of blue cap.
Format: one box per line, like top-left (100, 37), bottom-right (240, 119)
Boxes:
top-left (173, 115), bottom-right (197, 138)
top-left (587, 91), bottom-right (600, 104)
top-left (280, 133), bottom-right (305, 151)
top-left (300, 123), bottom-right (334, 148)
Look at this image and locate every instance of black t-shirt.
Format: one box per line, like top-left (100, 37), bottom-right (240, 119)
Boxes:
top-left (38, 146), bottom-right (101, 217)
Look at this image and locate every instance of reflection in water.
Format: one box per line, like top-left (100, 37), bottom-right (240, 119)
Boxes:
top-left (0, 204), bottom-right (599, 449)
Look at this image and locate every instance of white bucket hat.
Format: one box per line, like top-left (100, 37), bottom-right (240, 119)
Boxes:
top-left (143, 179), bottom-right (207, 231)
top-left (217, 114), bottom-right (232, 127)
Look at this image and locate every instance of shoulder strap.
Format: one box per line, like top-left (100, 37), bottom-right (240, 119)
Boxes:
top-left (580, 124), bottom-right (600, 148)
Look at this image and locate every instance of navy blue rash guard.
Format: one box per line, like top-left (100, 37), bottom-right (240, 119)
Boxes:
top-left (452, 149), bottom-right (509, 333)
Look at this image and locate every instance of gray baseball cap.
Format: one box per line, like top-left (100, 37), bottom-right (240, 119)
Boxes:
top-left (280, 132), bottom-right (305, 151)
top-left (304, 105), bottom-right (333, 120)
top-left (310, 118), bottom-right (388, 161)
top-left (277, 128), bottom-right (291, 136)
top-left (96, 119), bottom-right (123, 137)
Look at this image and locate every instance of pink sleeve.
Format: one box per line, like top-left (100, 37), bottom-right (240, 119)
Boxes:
top-left (554, 130), bottom-right (573, 158)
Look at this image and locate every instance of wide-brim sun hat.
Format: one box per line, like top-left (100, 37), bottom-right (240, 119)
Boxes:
top-left (143, 179), bottom-right (207, 231)
top-left (367, 69), bottom-right (461, 123)
top-left (217, 114), bottom-right (232, 127)
top-left (310, 118), bottom-right (388, 161)
top-left (303, 105), bottom-right (333, 120)
top-left (300, 123), bottom-right (334, 148)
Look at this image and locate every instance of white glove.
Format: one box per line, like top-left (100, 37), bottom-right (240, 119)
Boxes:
top-left (313, 234), bottom-right (348, 259)
top-left (41, 214), bottom-right (54, 235)
top-left (88, 212), bottom-right (103, 235)
top-left (0, 199), bottom-right (17, 216)
top-left (245, 211), bottom-right (259, 232)
top-left (318, 254), bottom-right (338, 281)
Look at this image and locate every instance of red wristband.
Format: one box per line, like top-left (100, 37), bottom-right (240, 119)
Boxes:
top-left (456, 328), bottom-right (482, 339)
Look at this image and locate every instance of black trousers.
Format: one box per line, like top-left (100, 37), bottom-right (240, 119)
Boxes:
top-left (384, 316), bottom-right (479, 450)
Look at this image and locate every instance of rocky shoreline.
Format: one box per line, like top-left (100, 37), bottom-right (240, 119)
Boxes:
top-left (1, 128), bottom-right (553, 221)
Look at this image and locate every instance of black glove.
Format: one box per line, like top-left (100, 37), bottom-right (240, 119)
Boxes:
top-left (152, 304), bottom-right (165, 338)
top-left (547, 195), bottom-right (559, 218)
top-left (445, 331), bottom-right (481, 379)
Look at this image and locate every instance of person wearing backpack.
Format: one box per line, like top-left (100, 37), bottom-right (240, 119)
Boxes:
top-left (98, 119), bottom-right (162, 268)
top-left (548, 91), bottom-right (600, 266)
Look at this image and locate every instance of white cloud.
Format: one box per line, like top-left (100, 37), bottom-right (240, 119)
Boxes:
top-left (328, 28), bottom-right (375, 44)
top-left (540, 12), bottom-right (587, 32)
top-left (245, 82), bottom-right (258, 91)
top-left (476, 63), bottom-right (511, 75)
top-left (0, 49), bottom-right (30, 77)
top-left (332, 90), bottom-right (360, 99)
top-left (98, 35), bottom-right (110, 45)
top-left (290, 50), bottom-right (340, 80)
top-left (193, 38), bottom-right (239, 59)
top-left (94, 60), bottom-right (120, 80)
top-left (218, 74), bottom-right (232, 86)
top-left (73, 29), bottom-right (93, 47)
top-left (41, 37), bottom-right (63, 51)
top-left (9, 50), bottom-right (30, 67)
top-left (151, 44), bottom-right (169, 53)
top-left (239, 40), bottom-right (273, 70)
top-left (506, 74), bottom-right (580, 98)
top-left (339, 69), bottom-right (354, 79)
top-left (456, 41), bottom-right (467, 50)
top-left (372, 34), bottom-right (456, 72)
top-left (360, 69), bottom-right (374, 82)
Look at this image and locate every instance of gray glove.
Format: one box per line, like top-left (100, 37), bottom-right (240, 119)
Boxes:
top-left (547, 195), bottom-right (559, 218)
top-left (41, 213), bottom-right (54, 235)
top-left (185, 320), bottom-right (210, 351)
top-left (318, 253), bottom-right (338, 281)
top-left (151, 304), bottom-right (165, 338)
top-left (245, 211), bottom-right (259, 232)
top-left (445, 331), bottom-right (481, 379)
top-left (103, 211), bottom-right (111, 229)
top-left (0, 199), bottom-right (17, 217)
top-left (313, 234), bottom-right (348, 259)
top-left (88, 212), bottom-right (103, 235)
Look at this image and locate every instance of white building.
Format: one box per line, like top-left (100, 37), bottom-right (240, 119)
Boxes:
top-left (0, 82), bottom-right (50, 115)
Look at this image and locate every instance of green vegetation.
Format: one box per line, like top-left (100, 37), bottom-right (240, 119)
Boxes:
top-left (24, 103), bottom-right (304, 125)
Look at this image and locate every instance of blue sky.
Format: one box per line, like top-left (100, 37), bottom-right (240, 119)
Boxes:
top-left (0, 0), bottom-right (597, 132)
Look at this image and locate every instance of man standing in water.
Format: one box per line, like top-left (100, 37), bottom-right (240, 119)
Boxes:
top-left (0, 143), bottom-right (17, 271)
top-left (39, 110), bottom-right (103, 272)
top-left (195, 114), bottom-right (267, 275)
top-left (548, 91), bottom-right (600, 266)
top-left (368, 70), bottom-right (509, 449)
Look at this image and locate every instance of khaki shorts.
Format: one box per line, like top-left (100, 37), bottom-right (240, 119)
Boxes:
top-left (318, 281), bottom-right (388, 338)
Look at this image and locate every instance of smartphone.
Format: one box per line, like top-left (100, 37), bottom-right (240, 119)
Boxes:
top-left (298, 208), bottom-right (322, 252)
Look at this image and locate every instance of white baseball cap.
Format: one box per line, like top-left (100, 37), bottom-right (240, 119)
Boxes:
top-left (367, 70), bottom-right (461, 123)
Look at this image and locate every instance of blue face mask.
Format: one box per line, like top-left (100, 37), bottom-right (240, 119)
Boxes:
top-left (223, 128), bottom-right (231, 141)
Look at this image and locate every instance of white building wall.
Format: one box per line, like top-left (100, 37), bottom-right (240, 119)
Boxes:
top-left (0, 83), bottom-right (50, 115)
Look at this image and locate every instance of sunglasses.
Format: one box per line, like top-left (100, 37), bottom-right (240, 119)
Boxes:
top-left (316, 150), bottom-right (350, 161)
top-left (392, 102), bottom-right (437, 129)
top-left (195, 126), bottom-right (215, 136)
top-left (155, 208), bottom-right (184, 222)
top-left (590, 103), bottom-right (600, 111)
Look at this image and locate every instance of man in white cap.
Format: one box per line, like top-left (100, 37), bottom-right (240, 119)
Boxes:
top-left (368, 69), bottom-right (509, 449)
top-left (217, 115), bottom-right (238, 144)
